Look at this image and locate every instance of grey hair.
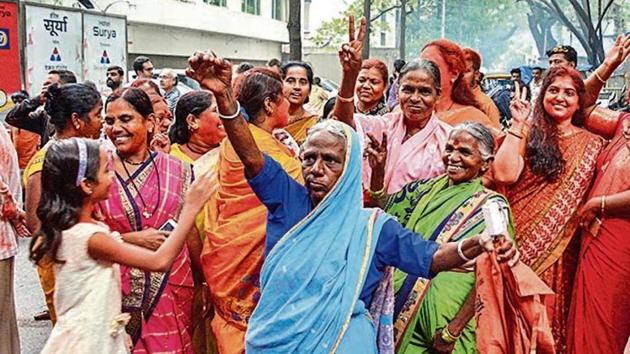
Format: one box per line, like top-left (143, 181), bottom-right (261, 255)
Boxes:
top-left (398, 59), bottom-right (442, 95)
top-left (304, 119), bottom-right (347, 147)
top-left (451, 121), bottom-right (495, 161)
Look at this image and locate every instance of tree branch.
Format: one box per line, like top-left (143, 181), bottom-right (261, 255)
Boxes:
top-left (594, 0), bottom-right (615, 34)
top-left (370, 4), bottom-right (402, 23)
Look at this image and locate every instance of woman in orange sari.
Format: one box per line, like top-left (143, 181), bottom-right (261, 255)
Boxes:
top-left (492, 66), bottom-right (604, 353)
top-left (567, 111), bottom-right (630, 354)
top-left (189, 66), bottom-right (303, 354)
top-left (420, 39), bottom-right (498, 131)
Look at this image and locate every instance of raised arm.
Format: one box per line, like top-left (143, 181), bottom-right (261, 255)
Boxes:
top-left (88, 170), bottom-right (215, 272)
top-left (583, 34), bottom-right (630, 110)
top-left (492, 86), bottom-right (530, 185)
top-left (331, 16), bottom-right (367, 130)
top-left (186, 52), bottom-right (264, 178)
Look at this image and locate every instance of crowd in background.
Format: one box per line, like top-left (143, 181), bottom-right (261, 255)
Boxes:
top-left (1, 16), bottom-right (630, 354)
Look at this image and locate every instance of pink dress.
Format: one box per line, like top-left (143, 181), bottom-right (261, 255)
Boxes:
top-left (355, 112), bottom-right (452, 193)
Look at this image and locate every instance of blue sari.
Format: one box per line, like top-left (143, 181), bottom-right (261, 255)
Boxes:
top-left (246, 124), bottom-right (389, 353)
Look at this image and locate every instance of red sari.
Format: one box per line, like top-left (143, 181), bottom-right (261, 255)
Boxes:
top-left (567, 113), bottom-right (630, 354)
top-left (499, 129), bottom-right (604, 353)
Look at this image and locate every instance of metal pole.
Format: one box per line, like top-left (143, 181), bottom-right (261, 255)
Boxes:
top-left (440, 0), bottom-right (446, 38)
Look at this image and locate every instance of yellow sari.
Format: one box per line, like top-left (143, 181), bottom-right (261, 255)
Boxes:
top-left (285, 108), bottom-right (318, 145)
top-left (170, 143), bottom-right (220, 354)
top-left (24, 146), bottom-right (57, 324)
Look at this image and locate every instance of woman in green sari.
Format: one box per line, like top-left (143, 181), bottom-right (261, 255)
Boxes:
top-left (367, 121), bottom-right (515, 353)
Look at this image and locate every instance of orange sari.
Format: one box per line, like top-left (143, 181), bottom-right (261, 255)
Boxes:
top-left (201, 124), bottom-right (303, 354)
top-left (499, 130), bottom-right (603, 353)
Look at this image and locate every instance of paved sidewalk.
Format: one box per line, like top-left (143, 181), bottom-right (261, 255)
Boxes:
top-left (15, 238), bottom-right (50, 354)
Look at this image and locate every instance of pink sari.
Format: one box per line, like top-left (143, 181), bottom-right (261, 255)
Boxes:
top-left (355, 112), bottom-right (451, 194)
top-left (98, 152), bottom-right (195, 353)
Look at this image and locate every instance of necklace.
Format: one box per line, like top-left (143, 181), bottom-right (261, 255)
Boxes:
top-left (117, 151), bottom-right (161, 219)
top-left (185, 142), bottom-right (207, 155)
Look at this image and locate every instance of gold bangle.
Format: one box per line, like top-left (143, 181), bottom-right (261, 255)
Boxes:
top-left (336, 94), bottom-right (354, 103)
top-left (600, 195), bottom-right (606, 216)
top-left (367, 186), bottom-right (386, 199)
top-left (594, 71), bottom-right (606, 84)
top-left (441, 326), bottom-right (460, 344)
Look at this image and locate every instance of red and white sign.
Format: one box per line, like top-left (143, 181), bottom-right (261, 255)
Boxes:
top-left (0, 1), bottom-right (21, 99)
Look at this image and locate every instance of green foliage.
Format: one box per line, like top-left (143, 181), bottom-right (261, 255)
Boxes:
top-left (406, 0), bottom-right (528, 69)
top-left (311, 0), bottom-right (397, 49)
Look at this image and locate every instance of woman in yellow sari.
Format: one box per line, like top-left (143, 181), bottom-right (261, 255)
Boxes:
top-left (169, 90), bottom-right (226, 354)
top-left (188, 66), bottom-right (303, 354)
top-left (281, 61), bottom-right (319, 145)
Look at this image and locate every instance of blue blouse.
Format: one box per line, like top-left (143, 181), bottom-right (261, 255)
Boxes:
top-left (248, 155), bottom-right (439, 304)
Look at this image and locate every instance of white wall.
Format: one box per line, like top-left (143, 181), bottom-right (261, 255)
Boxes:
top-left (27, 0), bottom-right (289, 63)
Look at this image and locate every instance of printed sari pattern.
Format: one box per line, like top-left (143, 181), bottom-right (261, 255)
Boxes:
top-left (98, 152), bottom-right (195, 353)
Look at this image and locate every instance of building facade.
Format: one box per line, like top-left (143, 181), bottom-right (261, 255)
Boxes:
top-left (28, 0), bottom-right (291, 70)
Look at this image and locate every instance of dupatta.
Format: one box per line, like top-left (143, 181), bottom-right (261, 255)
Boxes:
top-left (245, 124), bottom-right (388, 353)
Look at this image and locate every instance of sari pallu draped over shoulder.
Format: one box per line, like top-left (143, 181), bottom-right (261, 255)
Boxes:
top-left (499, 130), bottom-right (603, 353)
top-left (98, 152), bottom-right (195, 353)
top-left (385, 176), bottom-right (514, 353)
top-left (201, 124), bottom-right (303, 353)
top-left (246, 124), bottom-right (389, 353)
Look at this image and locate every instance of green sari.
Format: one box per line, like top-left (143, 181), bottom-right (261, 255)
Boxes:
top-left (385, 175), bottom-right (514, 354)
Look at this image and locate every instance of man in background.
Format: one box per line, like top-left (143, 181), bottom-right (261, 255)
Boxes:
top-left (159, 68), bottom-right (181, 114)
top-left (106, 65), bottom-right (124, 92)
top-left (132, 55), bottom-right (154, 80)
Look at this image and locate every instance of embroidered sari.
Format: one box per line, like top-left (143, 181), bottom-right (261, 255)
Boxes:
top-left (246, 123), bottom-right (389, 353)
top-left (355, 112), bottom-right (451, 194)
top-left (98, 152), bottom-right (195, 353)
top-left (201, 124), bottom-right (303, 354)
top-left (567, 113), bottom-right (630, 354)
top-left (385, 175), bottom-right (514, 353)
top-left (498, 129), bottom-right (604, 353)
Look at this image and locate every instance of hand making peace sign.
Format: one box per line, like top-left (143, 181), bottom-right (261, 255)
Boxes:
top-left (338, 15), bottom-right (367, 74)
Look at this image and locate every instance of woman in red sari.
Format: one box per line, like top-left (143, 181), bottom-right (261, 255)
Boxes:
top-left (99, 88), bottom-right (199, 353)
top-left (492, 66), bottom-right (604, 353)
top-left (567, 111), bottom-right (630, 354)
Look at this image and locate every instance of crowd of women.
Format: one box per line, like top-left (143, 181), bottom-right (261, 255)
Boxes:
top-left (1, 15), bottom-right (630, 354)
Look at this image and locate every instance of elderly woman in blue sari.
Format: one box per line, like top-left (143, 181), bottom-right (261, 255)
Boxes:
top-left (186, 49), bottom-right (518, 353)
top-left (368, 121), bottom-right (515, 353)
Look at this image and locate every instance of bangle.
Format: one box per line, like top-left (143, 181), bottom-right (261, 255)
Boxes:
top-left (218, 101), bottom-right (241, 120)
top-left (594, 71), bottom-right (606, 84)
top-left (440, 326), bottom-right (460, 344)
top-left (507, 129), bottom-right (524, 139)
top-left (336, 94), bottom-right (354, 103)
top-left (457, 239), bottom-right (473, 262)
top-left (367, 185), bottom-right (386, 199)
top-left (600, 195), bottom-right (606, 216)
